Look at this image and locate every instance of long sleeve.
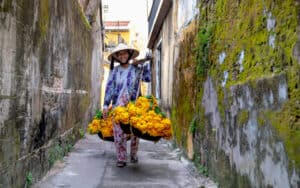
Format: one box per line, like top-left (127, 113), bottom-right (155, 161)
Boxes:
top-left (103, 69), bottom-right (116, 109)
top-left (141, 62), bottom-right (151, 82)
top-left (129, 63), bottom-right (151, 101)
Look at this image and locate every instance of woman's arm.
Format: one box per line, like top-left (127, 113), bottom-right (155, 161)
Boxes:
top-left (132, 53), bottom-right (152, 82)
top-left (141, 62), bottom-right (151, 82)
top-left (103, 69), bottom-right (116, 110)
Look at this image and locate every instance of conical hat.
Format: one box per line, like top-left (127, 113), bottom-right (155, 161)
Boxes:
top-left (107, 43), bottom-right (139, 61)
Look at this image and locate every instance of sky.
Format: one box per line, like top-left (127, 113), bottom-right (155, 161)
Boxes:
top-left (103, 0), bottom-right (149, 21)
top-left (102, 0), bottom-right (150, 44)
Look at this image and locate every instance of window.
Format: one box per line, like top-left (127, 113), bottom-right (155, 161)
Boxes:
top-left (155, 42), bottom-right (162, 99)
top-left (103, 5), bottom-right (109, 13)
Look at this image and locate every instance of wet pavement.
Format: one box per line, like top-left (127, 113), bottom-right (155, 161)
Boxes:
top-left (33, 134), bottom-right (218, 188)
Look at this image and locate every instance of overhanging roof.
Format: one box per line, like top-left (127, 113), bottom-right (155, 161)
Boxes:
top-left (147, 0), bottom-right (172, 49)
top-left (104, 21), bottom-right (130, 30)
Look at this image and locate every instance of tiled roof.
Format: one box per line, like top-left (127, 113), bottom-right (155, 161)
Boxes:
top-left (104, 21), bottom-right (130, 27)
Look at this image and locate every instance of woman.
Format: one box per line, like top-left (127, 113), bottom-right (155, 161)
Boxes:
top-left (103, 43), bottom-right (151, 168)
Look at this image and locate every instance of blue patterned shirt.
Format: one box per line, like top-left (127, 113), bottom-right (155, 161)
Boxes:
top-left (103, 63), bottom-right (151, 109)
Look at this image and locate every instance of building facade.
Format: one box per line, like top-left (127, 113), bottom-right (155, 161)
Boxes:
top-left (147, 0), bottom-right (300, 187)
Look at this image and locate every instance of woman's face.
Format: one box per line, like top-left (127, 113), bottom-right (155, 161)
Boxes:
top-left (116, 50), bottom-right (129, 64)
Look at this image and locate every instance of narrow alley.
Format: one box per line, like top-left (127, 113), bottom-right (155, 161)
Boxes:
top-left (33, 134), bottom-right (217, 188)
top-left (1, 0), bottom-right (299, 187)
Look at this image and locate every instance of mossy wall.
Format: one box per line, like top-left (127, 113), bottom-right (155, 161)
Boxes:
top-left (0, 0), bottom-right (100, 187)
top-left (172, 20), bottom-right (199, 149)
top-left (172, 0), bottom-right (300, 187)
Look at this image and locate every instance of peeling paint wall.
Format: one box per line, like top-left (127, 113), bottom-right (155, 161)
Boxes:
top-left (177, 0), bottom-right (198, 31)
top-left (160, 5), bottom-right (175, 112)
top-left (150, 2), bottom-right (175, 112)
top-left (171, 0), bottom-right (300, 187)
top-left (0, 0), bottom-right (103, 187)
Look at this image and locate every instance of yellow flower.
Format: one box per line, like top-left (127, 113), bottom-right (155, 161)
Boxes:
top-left (93, 96), bottom-right (173, 140)
top-left (113, 106), bottom-right (130, 124)
top-left (87, 123), bottom-right (98, 134)
top-left (87, 115), bottom-right (114, 137)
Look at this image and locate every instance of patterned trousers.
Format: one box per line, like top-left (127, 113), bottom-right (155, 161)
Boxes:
top-left (113, 123), bottom-right (139, 162)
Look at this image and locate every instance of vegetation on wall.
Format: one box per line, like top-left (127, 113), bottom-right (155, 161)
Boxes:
top-left (38, 0), bottom-right (49, 42)
top-left (0, 0), bottom-right (95, 187)
top-left (0, 0), bottom-right (13, 13)
top-left (74, 0), bottom-right (92, 30)
top-left (208, 0), bottom-right (300, 170)
top-left (172, 0), bottom-right (300, 184)
top-left (172, 20), bottom-right (199, 149)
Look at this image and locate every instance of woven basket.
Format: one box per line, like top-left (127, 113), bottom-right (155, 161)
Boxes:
top-left (131, 127), bottom-right (161, 142)
top-left (120, 123), bottom-right (160, 141)
top-left (98, 132), bottom-right (131, 142)
top-left (97, 132), bottom-right (114, 142)
top-left (120, 123), bottom-right (131, 134)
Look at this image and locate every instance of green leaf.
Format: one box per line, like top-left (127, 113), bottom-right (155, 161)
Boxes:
top-left (145, 95), bottom-right (152, 99)
top-left (95, 109), bottom-right (102, 119)
top-left (154, 106), bottom-right (161, 114)
top-left (150, 100), bottom-right (153, 110)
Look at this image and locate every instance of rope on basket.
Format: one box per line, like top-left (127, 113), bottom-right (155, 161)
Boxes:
top-left (128, 64), bottom-right (144, 135)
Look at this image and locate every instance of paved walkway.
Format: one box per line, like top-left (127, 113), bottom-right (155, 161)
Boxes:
top-left (33, 134), bottom-right (217, 188)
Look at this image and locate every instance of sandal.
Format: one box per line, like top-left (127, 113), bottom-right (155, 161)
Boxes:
top-left (116, 161), bottom-right (126, 168)
top-left (130, 156), bottom-right (138, 163)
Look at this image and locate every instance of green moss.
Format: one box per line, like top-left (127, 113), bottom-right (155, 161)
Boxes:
top-left (199, 0), bottom-right (299, 170)
top-left (257, 114), bottom-right (266, 127)
top-left (195, 25), bottom-right (213, 80)
top-left (182, 100), bottom-right (193, 148)
top-left (0, 95), bottom-right (17, 100)
top-left (171, 107), bottom-right (181, 143)
top-left (0, 0), bottom-right (13, 12)
top-left (237, 110), bottom-right (249, 126)
top-left (210, 0), bottom-right (298, 86)
top-left (172, 22), bottom-right (199, 149)
top-left (25, 172), bottom-right (33, 187)
top-left (174, 0), bottom-right (299, 182)
top-left (78, 128), bottom-right (85, 138)
top-left (38, 0), bottom-right (49, 42)
top-left (47, 130), bottom-right (78, 167)
top-left (189, 117), bottom-right (197, 134)
top-left (74, 0), bottom-right (92, 30)
top-left (171, 106), bottom-right (185, 147)
top-left (193, 153), bottom-right (208, 176)
top-left (261, 106), bottom-right (300, 169)
top-left (79, 95), bottom-right (90, 112)
top-left (48, 144), bottom-right (64, 166)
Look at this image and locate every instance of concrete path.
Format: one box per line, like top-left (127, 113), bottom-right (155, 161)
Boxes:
top-left (33, 134), bottom-right (217, 188)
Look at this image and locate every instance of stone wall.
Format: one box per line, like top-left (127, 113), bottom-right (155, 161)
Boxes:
top-left (172, 0), bottom-right (300, 187)
top-left (0, 0), bottom-right (102, 187)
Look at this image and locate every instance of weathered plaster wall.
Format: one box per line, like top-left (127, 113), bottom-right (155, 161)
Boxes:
top-left (0, 0), bottom-right (102, 187)
top-left (172, 0), bottom-right (300, 187)
top-left (177, 0), bottom-right (198, 31)
top-left (160, 4), bottom-right (175, 113)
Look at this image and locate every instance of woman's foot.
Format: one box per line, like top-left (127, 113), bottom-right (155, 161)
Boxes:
top-left (116, 161), bottom-right (127, 168)
top-left (130, 156), bottom-right (138, 163)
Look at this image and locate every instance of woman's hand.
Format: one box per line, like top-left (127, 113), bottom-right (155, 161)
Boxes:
top-left (132, 58), bottom-right (140, 66)
top-left (103, 108), bottom-right (108, 119)
top-left (132, 55), bottom-right (152, 66)
top-left (103, 105), bottom-right (112, 119)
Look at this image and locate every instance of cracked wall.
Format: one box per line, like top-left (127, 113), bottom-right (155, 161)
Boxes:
top-left (0, 0), bottom-right (103, 187)
top-left (171, 0), bottom-right (300, 187)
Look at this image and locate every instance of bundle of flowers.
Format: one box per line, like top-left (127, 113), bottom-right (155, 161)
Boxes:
top-left (87, 110), bottom-right (114, 139)
top-left (113, 95), bottom-right (172, 140)
top-left (113, 106), bottom-right (129, 125)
